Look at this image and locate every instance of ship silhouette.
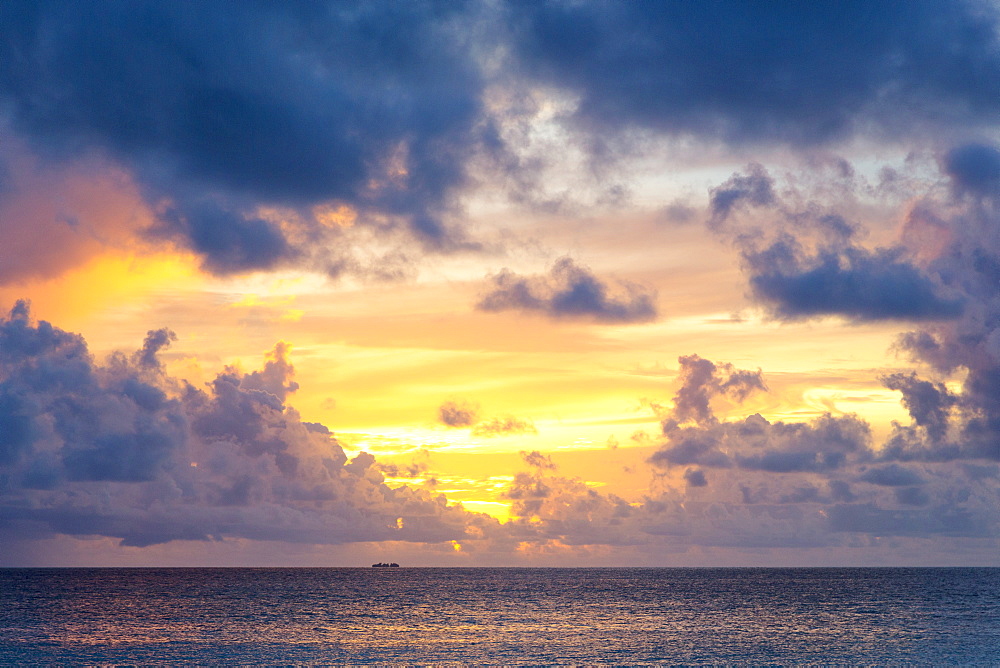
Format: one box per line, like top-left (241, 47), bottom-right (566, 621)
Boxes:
top-left (371, 562), bottom-right (400, 568)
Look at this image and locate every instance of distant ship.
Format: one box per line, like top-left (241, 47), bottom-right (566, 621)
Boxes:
top-left (371, 562), bottom-right (400, 568)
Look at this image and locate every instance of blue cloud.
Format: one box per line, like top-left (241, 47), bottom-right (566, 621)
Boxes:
top-left (512, 1), bottom-right (1000, 145)
top-left (746, 244), bottom-right (964, 322)
top-left (0, 1), bottom-right (486, 272)
top-left (859, 464), bottom-right (925, 487)
top-left (944, 143), bottom-right (1000, 199)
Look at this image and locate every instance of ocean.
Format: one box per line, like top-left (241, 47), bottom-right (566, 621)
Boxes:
top-left (1, 567), bottom-right (998, 665)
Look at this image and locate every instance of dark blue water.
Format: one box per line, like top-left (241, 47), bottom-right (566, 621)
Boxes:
top-left (2, 567), bottom-right (998, 665)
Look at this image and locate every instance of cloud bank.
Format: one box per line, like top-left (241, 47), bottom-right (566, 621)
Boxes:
top-left (499, 353), bottom-right (997, 558)
top-left (0, 302), bottom-right (494, 549)
top-left (5, 2), bottom-right (1000, 280)
top-left (510, 1), bottom-right (1000, 145)
top-left (0, 304), bottom-right (996, 562)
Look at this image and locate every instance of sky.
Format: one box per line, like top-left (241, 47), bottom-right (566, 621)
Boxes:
top-left (1, 0), bottom-right (999, 566)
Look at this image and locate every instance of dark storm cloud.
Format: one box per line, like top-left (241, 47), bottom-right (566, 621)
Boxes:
top-left (944, 144), bottom-right (1000, 198)
top-left (5, 2), bottom-right (1000, 278)
top-left (477, 258), bottom-right (657, 324)
top-left (0, 302), bottom-right (494, 547)
top-left (151, 201), bottom-right (297, 275)
top-left (511, 0), bottom-right (1000, 145)
top-left (746, 244), bottom-right (964, 322)
top-left (0, 1), bottom-right (486, 273)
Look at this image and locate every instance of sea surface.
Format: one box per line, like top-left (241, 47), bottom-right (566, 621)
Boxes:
top-left (1, 567), bottom-right (998, 665)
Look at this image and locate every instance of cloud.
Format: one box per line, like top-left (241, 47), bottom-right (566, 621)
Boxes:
top-left (477, 257), bottom-right (657, 324)
top-left (239, 341), bottom-right (300, 402)
top-left (491, 353), bottom-right (998, 554)
top-left (683, 468), bottom-right (707, 487)
top-left (651, 412), bottom-right (871, 474)
top-left (5, 2), bottom-right (1000, 282)
top-left (471, 415), bottom-right (537, 437)
top-left (648, 355), bottom-right (870, 474)
top-left (511, 1), bottom-right (1000, 146)
top-left (703, 162), bottom-right (963, 324)
top-left (500, 451), bottom-right (997, 553)
top-left (709, 163), bottom-right (776, 227)
top-left (880, 373), bottom-right (956, 442)
top-left (0, 1), bottom-right (489, 274)
top-left (502, 465), bottom-right (640, 547)
top-left (658, 200), bottom-right (697, 225)
top-left (5, 1), bottom-right (1000, 564)
top-left (881, 143), bottom-right (1000, 463)
top-left (692, 145), bottom-right (1000, 468)
top-left (666, 354), bottom-right (766, 426)
top-left (0, 301), bottom-right (494, 548)
top-left (150, 201), bottom-right (298, 275)
top-left (691, 146), bottom-right (1000, 469)
top-left (859, 464), bottom-right (925, 487)
top-left (520, 450), bottom-right (556, 470)
top-left (828, 503), bottom-right (987, 537)
top-left (438, 400), bottom-right (536, 437)
top-left (745, 243), bottom-right (964, 322)
top-left (944, 143), bottom-right (1000, 198)
top-left (3, 308), bottom-right (996, 559)
top-left (438, 400), bottom-right (480, 428)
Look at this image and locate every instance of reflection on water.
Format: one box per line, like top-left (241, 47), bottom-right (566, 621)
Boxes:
top-left (2, 567), bottom-right (998, 664)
